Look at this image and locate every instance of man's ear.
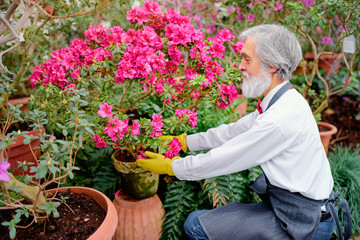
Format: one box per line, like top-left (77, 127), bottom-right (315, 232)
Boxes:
top-left (270, 67), bottom-right (279, 74)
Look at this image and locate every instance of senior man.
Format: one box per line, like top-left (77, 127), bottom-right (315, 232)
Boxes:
top-left (138, 24), bottom-right (351, 239)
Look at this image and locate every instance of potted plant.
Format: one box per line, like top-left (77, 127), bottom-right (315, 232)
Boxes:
top-left (27, 1), bottom-right (243, 238)
top-left (0, 88), bottom-right (118, 239)
top-left (28, 0), bottom-right (242, 196)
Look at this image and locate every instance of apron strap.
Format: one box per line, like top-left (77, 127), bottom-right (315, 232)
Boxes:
top-left (325, 191), bottom-right (352, 240)
top-left (265, 81), bottom-right (293, 111)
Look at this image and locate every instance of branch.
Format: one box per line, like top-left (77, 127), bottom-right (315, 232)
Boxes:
top-left (0, 0), bottom-right (20, 36)
top-left (26, 0), bottom-right (111, 20)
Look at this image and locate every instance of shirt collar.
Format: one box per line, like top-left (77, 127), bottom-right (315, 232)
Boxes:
top-left (260, 81), bottom-right (289, 111)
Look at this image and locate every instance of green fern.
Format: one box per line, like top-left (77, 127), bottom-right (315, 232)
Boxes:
top-left (202, 175), bottom-right (232, 208)
top-left (328, 145), bottom-right (360, 235)
top-left (161, 180), bottom-right (199, 240)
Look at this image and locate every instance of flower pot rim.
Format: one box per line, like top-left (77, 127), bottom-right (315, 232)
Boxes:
top-left (112, 150), bottom-right (148, 174)
top-left (47, 186), bottom-right (118, 240)
top-left (318, 121), bottom-right (338, 136)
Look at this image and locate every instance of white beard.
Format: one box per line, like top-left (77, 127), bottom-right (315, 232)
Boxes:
top-left (241, 69), bottom-right (272, 98)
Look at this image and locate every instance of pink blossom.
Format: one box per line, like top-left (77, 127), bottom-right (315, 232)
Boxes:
top-left (303, 0), bottom-right (315, 7)
top-left (232, 41), bottom-right (244, 54)
top-left (274, 2), bottom-right (283, 11)
top-left (127, 6), bottom-right (149, 25)
top-left (229, 6), bottom-right (236, 14)
top-left (137, 151), bottom-right (146, 159)
top-left (322, 36), bottom-right (333, 45)
top-left (70, 68), bottom-right (81, 79)
top-left (131, 120), bottom-right (141, 135)
top-left (104, 117), bottom-right (128, 141)
top-left (185, 67), bottom-right (197, 80)
top-left (315, 26), bottom-right (322, 33)
top-left (247, 14), bottom-right (255, 22)
top-left (210, 41), bottom-right (226, 58)
top-left (64, 83), bottom-right (76, 90)
top-left (164, 138), bottom-right (181, 159)
top-left (84, 24), bottom-right (108, 44)
top-left (168, 46), bottom-right (182, 60)
top-left (175, 109), bottom-right (198, 127)
top-left (150, 114), bottom-right (164, 137)
top-left (155, 83), bottom-right (164, 95)
top-left (0, 161), bottom-right (10, 182)
top-left (215, 29), bottom-right (234, 43)
top-left (217, 84), bottom-right (238, 109)
top-left (93, 135), bottom-right (109, 148)
top-left (97, 102), bottom-right (114, 118)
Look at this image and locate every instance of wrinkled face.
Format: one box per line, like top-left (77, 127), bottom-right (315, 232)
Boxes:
top-left (238, 38), bottom-right (272, 98)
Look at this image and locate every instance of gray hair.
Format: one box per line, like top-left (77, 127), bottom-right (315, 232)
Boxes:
top-left (239, 24), bottom-right (302, 81)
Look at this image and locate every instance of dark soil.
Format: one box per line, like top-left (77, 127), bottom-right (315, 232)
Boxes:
top-left (0, 190), bottom-right (106, 240)
top-left (321, 96), bottom-right (360, 150)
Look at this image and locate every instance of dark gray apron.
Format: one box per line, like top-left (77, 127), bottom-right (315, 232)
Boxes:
top-left (199, 82), bottom-right (352, 239)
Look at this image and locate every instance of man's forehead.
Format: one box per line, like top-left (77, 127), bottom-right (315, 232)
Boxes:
top-left (240, 39), bottom-right (256, 57)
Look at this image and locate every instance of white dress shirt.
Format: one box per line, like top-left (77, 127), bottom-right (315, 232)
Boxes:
top-left (172, 81), bottom-right (334, 200)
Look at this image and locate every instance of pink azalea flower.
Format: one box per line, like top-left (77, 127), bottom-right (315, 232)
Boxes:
top-left (93, 135), bottom-right (109, 148)
top-left (315, 26), bottom-right (323, 33)
top-left (303, 0), bottom-right (315, 7)
top-left (64, 83), bottom-right (76, 90)
top-left (97, 102), bottom-right (114, 118)
top-left (232, 41), bottom-right (244, 54)
top-left (137, 151), bottom-right (146, 159)
top-left (216, 29), bottom-right (234, 43)
top-left (0, 161), bottom-right (11, 182)
top-left (175, 109), bottom-right (198, 127)
top-left (104, 117), bottom-right (128, 141)
top-left (150, 114), bottom-right (164, 137)
top-left (217, 84), bottom-right (238, 109)
top-left (131, 120), bottom-right (141, 135)
top-left (164, 138), bottom-right (182, 159)
top-left (247, 14), bottom-right (255, 22)
top-left (322, 36), bottom-right (333, 45)
top-left (274, 2), bottom-right (283, 11)
top-left (210, 41), bottom-right (226, 58)
top-left (168, 46), bottom-right (182, 60)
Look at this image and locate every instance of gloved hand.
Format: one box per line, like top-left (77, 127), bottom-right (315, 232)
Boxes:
top-left (160, 133), bottom-right (187, 152)
top-left (136, 151), bottom-right (181, 176)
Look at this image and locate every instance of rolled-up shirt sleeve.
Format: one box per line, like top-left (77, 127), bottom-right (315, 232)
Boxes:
top-left (173, 119), bottom-right (287, 181)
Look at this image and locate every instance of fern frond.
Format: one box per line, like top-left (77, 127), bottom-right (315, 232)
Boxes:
top-left (161, 181), bottom-right (198, 240)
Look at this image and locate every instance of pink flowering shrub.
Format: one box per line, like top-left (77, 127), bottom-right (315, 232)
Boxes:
top-left (29, 1), bottom-right (243, 161)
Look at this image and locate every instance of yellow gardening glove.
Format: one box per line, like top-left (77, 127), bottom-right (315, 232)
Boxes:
top-left (136, 151), bottom-right (181, 176)
top-left (160, 133), bottom-right (187, 152)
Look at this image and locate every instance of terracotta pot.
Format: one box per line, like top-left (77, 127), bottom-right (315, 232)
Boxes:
top-left (297, 53), bottom-right (342, 75)
top-left (7, 97), bottom-right (29, 112)
top-left (3, 124), bottom-right (45, 177)
top-left (318, 121), bottom-right (338, 155)
top-left (47, 186), bottom-right (118, 240)
top-left (231, 94), bottom-right (247, 122)
top-left (112, 150), bottom-right (159, 199)
top-left (112, 190), bottom-right (164, 240)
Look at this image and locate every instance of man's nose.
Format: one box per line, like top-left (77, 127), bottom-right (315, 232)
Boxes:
top-left (238, 60), bottom-right (246, 72)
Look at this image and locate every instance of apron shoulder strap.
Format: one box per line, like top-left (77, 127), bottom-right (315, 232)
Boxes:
top-left (265, 81), bottom-right (293, 112)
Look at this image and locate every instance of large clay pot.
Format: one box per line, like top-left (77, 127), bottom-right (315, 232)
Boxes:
top-left (7, 97), bottom-right (29, 112)
top-left (112, 150), bottom-right (159, 199)
top-left (318, 121), bottom-right (338, 155)
top-left (2, 124), bottom-right (44, 177)
top-left (47, 186), bottom-right (118, 240)
top-left (112, 190), bottom-right (164, 240)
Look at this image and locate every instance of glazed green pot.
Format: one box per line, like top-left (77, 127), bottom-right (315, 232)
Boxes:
top-left (112, 150), bottom-right (159, 199)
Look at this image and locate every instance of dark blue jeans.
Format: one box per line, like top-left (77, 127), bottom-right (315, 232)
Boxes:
top-left (184, 210), bottom-right (334, 240)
